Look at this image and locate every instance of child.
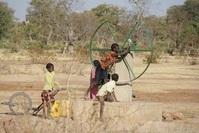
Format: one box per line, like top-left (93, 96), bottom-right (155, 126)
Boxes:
top-left (96, 73), bottom-right (119, 120)
top-left (84, 60), bottom-right (101, 100)
top-left (98, 43), bottom-right (130, 84)
top-left (41, 63), bottom-right (60, 118)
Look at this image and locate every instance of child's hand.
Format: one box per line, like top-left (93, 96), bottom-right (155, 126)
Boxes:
top-left (127, 46), bottom-right (131, 52)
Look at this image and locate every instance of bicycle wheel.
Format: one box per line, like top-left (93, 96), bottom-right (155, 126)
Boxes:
top-left (9, 92), bottom-right (32, 115)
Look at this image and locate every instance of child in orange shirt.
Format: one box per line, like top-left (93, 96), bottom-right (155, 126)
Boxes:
top-left (98, 43), bottom-right (130, 85)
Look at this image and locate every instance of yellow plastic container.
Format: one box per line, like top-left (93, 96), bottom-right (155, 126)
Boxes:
top-left (50, 100), bottom-right (61, 117)
top-left (50, 100), bottom-right (72, 118)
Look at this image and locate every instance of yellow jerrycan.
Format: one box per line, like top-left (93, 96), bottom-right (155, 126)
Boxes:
top-left (50, 100), bottom-right (72, 118)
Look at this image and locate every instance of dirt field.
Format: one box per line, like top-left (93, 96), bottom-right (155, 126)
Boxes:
top-left (0, 51), bottom-right (199, 132)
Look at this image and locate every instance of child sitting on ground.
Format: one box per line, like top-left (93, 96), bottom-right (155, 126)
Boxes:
top-left (41, 63), bottom-right (60, 118)
top-left (96, 73), bottom-right (119, 120)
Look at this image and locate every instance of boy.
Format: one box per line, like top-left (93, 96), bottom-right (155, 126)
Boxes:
top-left (96, 73), bottom-right (119, 120)
top-left (99, 43), bottom-right (130, 84)
top-left (41, 63), bottom-right (60, 118)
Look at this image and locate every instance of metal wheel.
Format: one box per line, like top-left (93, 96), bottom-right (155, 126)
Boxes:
top-left (9, 92), bottom-right (32, 114)
top-left (89, 20), bottom-right (153, 84)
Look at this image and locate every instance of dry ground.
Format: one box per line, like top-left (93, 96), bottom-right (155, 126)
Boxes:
top-left (0, 51), bottom-right (199, 132)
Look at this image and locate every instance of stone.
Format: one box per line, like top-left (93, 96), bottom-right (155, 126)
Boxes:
top-left (115, 54), bottom-right (134, 102)
top-left (162, 111), bottom-right (184, 121)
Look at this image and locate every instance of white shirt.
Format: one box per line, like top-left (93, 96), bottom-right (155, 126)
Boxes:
top-left (97, 80), bottom-right (116, 96)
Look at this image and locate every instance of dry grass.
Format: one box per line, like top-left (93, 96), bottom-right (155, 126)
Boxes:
top-left (0, 50), bottom-right (199, 132)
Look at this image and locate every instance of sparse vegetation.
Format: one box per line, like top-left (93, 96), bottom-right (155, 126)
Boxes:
top-left (0, 0), bottom-right (198, 63)
top-left (0, 0), bottom-right (199, 133)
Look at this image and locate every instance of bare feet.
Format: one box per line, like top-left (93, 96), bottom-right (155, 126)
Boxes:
top-left (84, 95), bottom-right (89, 100)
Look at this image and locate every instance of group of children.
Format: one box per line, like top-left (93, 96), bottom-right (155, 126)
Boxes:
top-left (84, 43), bottom-right (130, 119)
top-left (42, 43), bottom-right (130, 119)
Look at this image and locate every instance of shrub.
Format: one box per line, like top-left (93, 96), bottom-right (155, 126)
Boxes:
top-left (143, 41), bottom-right (165, 64)
top-left (189, 58), bottom-right (198, 65)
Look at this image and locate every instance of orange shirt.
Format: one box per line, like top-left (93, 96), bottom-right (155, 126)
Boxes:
top-left (100, 51), bottom-right (118, 70)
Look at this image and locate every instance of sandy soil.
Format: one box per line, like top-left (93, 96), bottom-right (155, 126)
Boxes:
top-left (0, 52), bottom-right (199, 132)
top-left (1, 61), bottom-right (198, 102)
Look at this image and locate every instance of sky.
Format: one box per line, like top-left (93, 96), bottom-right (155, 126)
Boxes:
top-left (3, 0), bottom-right (186, 21)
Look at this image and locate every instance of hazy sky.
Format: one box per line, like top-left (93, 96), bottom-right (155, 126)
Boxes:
top-left (3, 0), bottom-right (186, 21)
